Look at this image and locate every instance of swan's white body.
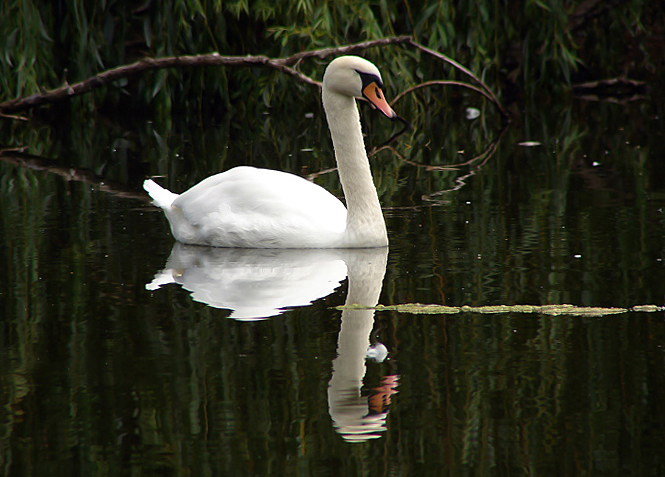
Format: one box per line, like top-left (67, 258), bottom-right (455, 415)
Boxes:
top-left (144, 56), bottom-right (396, 248)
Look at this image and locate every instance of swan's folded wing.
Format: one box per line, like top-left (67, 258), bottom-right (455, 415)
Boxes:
top-left (172, 166), bottom-right (347, 247)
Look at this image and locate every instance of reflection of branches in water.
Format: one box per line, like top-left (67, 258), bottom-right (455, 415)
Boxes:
top-left (368, 115), bottom-right (412, 156)
top-left (305, 116), bottom-right (411, 182)
top-left (572, 76), bottom-right (647, 104)
top-left (369, 127), bottom-right (505, 205)
top-left (0, 148), bottom-right (148, 202)
top-left (306, 128), bottom-right (505, 206)
top-left (419, 129), bottom-right (505, 203)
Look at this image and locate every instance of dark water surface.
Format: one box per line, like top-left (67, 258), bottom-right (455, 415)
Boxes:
top-left (2, 91), bottom-right (665, 475)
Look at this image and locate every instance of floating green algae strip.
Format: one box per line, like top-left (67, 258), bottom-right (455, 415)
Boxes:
top-left (336, 303), bottom-right (664, 317)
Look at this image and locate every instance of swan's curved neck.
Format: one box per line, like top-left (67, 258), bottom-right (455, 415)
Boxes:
top-left (322, 89), bottom-right (388, 247)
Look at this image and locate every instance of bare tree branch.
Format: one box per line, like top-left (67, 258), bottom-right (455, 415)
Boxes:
top-left (391, 80), bottom-right (491, 106)
top-left (0, 53), bottom-right (317, 114)
top-left (407, 39), bottom-right (509, 118)
top-left (0, 35), bottom-right (507, 118)
top-left (281, 35), bottom-right (413, 64)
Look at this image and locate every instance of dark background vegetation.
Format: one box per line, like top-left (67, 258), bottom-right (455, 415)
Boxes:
top-left (2, 0), bottom-right (662, 117)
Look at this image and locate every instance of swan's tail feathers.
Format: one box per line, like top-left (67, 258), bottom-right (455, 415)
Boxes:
top-left (143, 179), bottom-right (178, 208)
top-left (145, 269), bottom-right (176, 291)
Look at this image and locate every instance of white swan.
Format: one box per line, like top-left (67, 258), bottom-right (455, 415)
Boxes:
top-left (143, 55), bottom-right (397, 248)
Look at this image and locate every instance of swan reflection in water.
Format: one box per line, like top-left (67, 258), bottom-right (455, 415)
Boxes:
top-left (146, 243), bottom-right (347, 320)
top-left (146, 243), bottom-right (399, 442)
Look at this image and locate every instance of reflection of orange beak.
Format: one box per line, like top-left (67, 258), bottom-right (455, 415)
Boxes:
top-left (362, 81), bottom-right (397, 119)
top-left (369, 375), bottom-right (400, 413)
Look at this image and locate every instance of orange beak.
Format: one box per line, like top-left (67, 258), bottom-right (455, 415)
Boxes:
top-left (362, 81), bottom-right (397, 119)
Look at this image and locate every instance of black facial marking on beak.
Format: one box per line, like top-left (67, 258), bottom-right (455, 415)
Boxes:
top-left (356, 70), bottom-right (384, 91)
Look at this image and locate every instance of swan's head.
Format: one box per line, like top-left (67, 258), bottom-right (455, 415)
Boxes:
top-left (323, 56), bottom-right (397, 119)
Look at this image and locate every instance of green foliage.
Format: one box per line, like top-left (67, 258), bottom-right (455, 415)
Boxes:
top-left (0, 0), bottom-right (57, 99)
top-left (0, 0), bottom-right (655, 114)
